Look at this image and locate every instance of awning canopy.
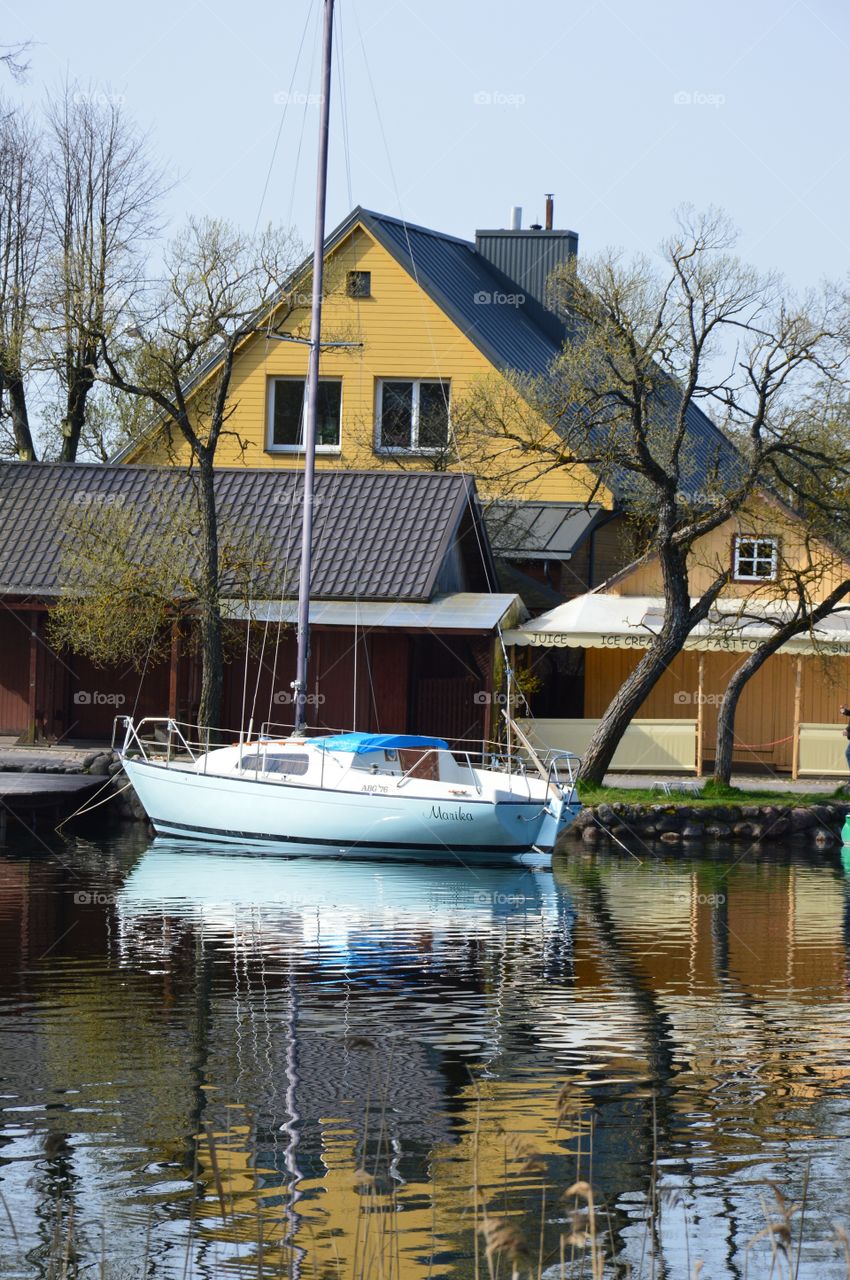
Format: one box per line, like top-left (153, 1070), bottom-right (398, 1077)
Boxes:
top-left (502, 593), bottom-right (850, 656)
top-left (485, 502), bottom-right (610, 560)
top-left (225, 592), bottom-right (525, 633)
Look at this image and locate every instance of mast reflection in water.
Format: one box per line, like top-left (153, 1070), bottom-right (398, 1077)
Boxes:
top-left (2, 835), bottom-right (850, 1277)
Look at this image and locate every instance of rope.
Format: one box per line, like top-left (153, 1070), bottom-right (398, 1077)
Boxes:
top-left (55, 775), bottom-right (133, 833)
top-left (732, 734), bottom-right (796, 751)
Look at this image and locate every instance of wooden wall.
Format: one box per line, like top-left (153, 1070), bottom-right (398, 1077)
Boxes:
top-left (584, 646), bottom-right (850, 772)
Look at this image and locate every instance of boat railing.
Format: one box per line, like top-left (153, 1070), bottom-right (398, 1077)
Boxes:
top-left (115, 717), bottom-right (215, 766)
top-left (543, 751), bottom-right (581, 795)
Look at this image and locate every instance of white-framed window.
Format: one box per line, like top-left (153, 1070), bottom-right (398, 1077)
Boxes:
top-left (375, 379), bottom-right (450, 452)
top-left (732, 535), bottom-right (779, 582)
top-left (266, 377), bottom-right (342, 452)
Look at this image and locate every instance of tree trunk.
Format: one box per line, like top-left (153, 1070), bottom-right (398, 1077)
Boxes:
top-left (577, 626), bottom-right (692, 784)
top-left (578, 526), bottom-right (709, 785)
top-left (7, 372), bottom-right (36, 460)
top-left (59, 363), bottom-right (94, 462)
top-left (195, 454), bottom-right (223, 732)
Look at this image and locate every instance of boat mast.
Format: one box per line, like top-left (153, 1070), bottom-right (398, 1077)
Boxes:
top-left (293, 0), bottom-right (335, 734)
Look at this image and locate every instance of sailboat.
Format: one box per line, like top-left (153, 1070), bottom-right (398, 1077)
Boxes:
top-left (117, 0), bottom-right (581, 863)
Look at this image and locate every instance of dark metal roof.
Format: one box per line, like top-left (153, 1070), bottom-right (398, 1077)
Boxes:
top-left (485, 501), bottom-right (610, 560)
top-left (0, 464), bottom-right (493, 602)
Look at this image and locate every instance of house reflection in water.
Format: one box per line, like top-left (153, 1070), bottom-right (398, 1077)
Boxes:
top-left (3, 843), bottom-right (850, 1277)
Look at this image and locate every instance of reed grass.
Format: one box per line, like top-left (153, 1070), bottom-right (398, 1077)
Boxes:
top-left (6, 1096), bottom-right (849, 1280)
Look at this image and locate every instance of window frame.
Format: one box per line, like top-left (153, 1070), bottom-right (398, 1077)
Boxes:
top-left (731, 534), bottom-right (780, 583)
top-left (265, 375), bottom-right (343, 455)
top-left (374, 378), bottom-right (451, 454)
top-left (346, 270), bottom-right (371, 298)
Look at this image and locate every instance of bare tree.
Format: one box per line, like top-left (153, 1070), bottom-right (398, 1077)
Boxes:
top-left (97, 216), bottom-right (302, 729)
top-left (42, 85), bottom-right (165, 461)
top-left (470, 208), bottom-right (848, 783)
top-left (0, 41), bottom-right (32, 83)
top-left (0, 102), bottom-right (43, 460)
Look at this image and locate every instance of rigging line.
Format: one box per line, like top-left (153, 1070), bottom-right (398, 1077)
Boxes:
top-left (286, 4), bottom-right (323, 233)
top-left (252, 0), bottom-right (317, 237)
top-left (351, 2), bottom-right (498, 599)
top-left (334, 0), bottom-right (354, 210)
top-left (129, 614), bottom-right (161, 724)
top-left (265, 478), bottom-right (302, 729)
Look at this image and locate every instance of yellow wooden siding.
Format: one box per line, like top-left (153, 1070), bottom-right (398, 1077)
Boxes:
top-left (583, 647), bottom-right (850, 771)
top-left (126, 224), bottom-right (607, 506)
top-left (616, 505), bottom-right (850, 604)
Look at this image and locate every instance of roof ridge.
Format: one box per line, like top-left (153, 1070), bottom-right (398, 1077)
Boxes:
top-left (358, 207), bottom-right (474, 249)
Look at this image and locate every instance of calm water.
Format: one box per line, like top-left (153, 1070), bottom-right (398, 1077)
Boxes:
top-left (2, 829), bottom-right (850, 1278)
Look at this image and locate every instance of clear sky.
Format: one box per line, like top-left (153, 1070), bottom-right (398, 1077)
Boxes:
top-left (6, 0), bottom-right (850, 290)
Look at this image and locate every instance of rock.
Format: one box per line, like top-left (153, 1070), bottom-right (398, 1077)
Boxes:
top-left (582, 825), bottom-right (601, 844)
top-left (81, 750), bottom-right (100, 768)
top-left (741, 806), bottom-right (761, 819)
top-left (733, 822), bottom-right (755, 839)
top-left (88, 758), bottom-right (111, 776)
top-left (763, 817), bottom-right (790, 839)
top-left (108, 760), bottom-right (124, 776)
top-left (681, 824), bottom-right (705, 840)
top-left (596, 804), bottom-right (617, 826)
top-left (657, 816), bottom-right (684, 833)
top-left (790, 808), bottom-right (816, 831)
top-left (660, 830), bottom-right (681, 844)
top-left (705, 823), bottom-right (731, 839)
top-left (813, 826), bottom-right (837, 848)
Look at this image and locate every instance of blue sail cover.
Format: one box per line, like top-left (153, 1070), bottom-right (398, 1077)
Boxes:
top-left (312, 733), bottom-right (449, 755)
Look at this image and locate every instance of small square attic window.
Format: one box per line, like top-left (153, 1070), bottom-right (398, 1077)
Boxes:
top-left (733, 535), bottom-right (779, 582)
top-left (346, 270), bottom-right (371, 298)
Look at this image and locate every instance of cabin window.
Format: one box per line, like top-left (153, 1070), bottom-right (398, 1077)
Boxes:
top-left (239, 752), bottom-right (310, 776)
top-left (267, 378), bottom-right (341, 452)
top-left (375, 379), bottom-right (450, 452)
top-left (732, 535), bottom-right (779, 582)
top-left (347, 270), bottom-right (371, 298)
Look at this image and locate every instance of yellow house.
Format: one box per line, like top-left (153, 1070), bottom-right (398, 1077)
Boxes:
top-left (115, 205), bottom-right (624, 599)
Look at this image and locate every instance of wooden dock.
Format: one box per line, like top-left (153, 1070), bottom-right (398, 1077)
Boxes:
top-left (0, 774), bottom-right (102, 837)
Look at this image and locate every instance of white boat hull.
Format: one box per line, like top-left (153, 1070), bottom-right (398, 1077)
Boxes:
top-left (122, 757), bottom-right (578, 863)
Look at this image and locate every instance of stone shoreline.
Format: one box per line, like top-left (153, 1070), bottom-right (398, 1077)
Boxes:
top-left (569, 801), bottom-right (850, 848)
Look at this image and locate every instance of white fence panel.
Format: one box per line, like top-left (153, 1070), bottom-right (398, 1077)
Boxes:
top-left (517, 718), bottom-right (697, 772)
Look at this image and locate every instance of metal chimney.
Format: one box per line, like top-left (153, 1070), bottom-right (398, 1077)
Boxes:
top-left (509, 205), bottom-right (522, 231)
top-left (545, 194), bottom-right (554, 230)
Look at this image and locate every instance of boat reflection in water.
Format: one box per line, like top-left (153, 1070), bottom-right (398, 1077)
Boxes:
top-left (114, 843), bottom-right (576, 1279)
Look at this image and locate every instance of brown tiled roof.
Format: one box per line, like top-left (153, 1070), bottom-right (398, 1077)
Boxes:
top-left (0, 464), bottom-right (492, 601)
